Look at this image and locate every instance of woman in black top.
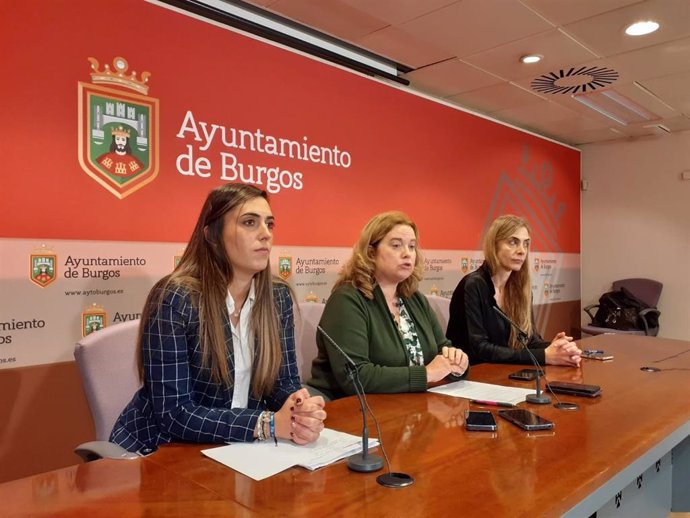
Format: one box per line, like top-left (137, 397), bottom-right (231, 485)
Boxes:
top-left (446, 215), bottom-right (581, 366)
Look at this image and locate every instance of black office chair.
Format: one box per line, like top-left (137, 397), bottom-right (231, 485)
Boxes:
top-left (583, 278), bottom-right (662, 337)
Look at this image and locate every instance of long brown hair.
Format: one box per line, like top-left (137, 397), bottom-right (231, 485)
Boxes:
top-left (482, 215), bottom-right (533, 349)
top-left (138, 183), bottom-right (283, 397)
top-left (334, 211), bottom-right (423, 299)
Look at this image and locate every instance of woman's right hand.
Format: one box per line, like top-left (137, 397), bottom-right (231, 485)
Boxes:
top-left (426, 355), bottom-right (454, 383)
top-left (274, 388), bottom-right (326, 445)
top-left (544, 332), bottom-right (581, 367)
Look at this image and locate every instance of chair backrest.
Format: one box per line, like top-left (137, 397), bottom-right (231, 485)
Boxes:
top-left (426, 295), bottom-right (451, 331)
top-left (294, 302), bottom-right (325, 383)
top-left (612, 278), bottom-right (663, 307)
top-left (74, 320), bottom-right (141, 441)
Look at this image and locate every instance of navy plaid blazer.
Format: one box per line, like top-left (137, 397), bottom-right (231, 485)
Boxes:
top-left (110, 281), bottom-right (301, 453)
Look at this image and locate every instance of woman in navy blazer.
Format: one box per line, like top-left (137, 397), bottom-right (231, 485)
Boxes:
top-left (111, 184), bottom-right (326, 453)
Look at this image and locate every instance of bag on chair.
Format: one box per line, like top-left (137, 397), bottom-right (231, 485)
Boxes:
top-left (592, 288), bottom-right (649, 331)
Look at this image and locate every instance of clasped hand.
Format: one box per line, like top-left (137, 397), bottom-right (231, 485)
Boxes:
top-left (545, 332), bottom-right (582, 367)
top-left (426, 346), bottom-right (469, 383)
top-left (275, 387), bottom-right (327, 445)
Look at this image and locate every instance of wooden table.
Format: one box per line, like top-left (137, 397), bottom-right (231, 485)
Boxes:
top-left (3, 334), bottom-right (690, 517)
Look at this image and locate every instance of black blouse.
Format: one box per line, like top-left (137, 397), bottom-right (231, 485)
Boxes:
top-left (446, 262), bottom-right (548, 365)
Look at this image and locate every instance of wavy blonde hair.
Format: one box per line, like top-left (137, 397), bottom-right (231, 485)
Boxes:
top-left (334, 211), bottom-right (423, 299)
top-left (482, 215), bottom-right (534, 349)
top-left (138, 183), bottom-right (283, 397)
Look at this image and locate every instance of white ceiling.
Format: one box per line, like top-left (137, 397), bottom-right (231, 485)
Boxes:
top-left (242, 0), bottom-right (690, 146)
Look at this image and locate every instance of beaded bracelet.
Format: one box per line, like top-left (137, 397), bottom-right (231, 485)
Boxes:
top-left (269, 412), bottom-right (277, 446)
top-left (255, 411), bottom-right (268, 441)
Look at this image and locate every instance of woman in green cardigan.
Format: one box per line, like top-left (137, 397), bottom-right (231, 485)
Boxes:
top-left (307, 211), bottom-right (469, 400)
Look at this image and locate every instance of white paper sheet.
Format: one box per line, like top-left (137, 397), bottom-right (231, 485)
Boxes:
top-left (428, 380), bottom-right (534, 405)
top-left (201, 428), bottom-right (380, 480)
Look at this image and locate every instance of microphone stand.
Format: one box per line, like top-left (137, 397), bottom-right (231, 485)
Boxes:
top-left (344, 363), bottom-right (383, 472)
top-left (317, 326), bottom-right (414, 487)
top-left (492, 306), bottom-right (551, 405)
top-left (317, 326), bottom-right (383, 472)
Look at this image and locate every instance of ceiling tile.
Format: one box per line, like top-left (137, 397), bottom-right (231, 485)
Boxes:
top-left (492, 99), bottom-right (580, 126)
top-left (340, 0), bottom-right (459, 26)
top-left (404, 59), bottom-right (503, 97)
top-left (266, 0), bottom-right (389, 41)
top-left (607, 36), bottom-right (690, 81)
top-left (463, 29), bottom-right (598, 82)
top-left (399, 0), bottom-right (553, 58)
top-left (521, 0), bottom-right (643, 26)
top-left (558, 127), bottom-right (626, 145)
top-left (355, 26), bottom-right (455, 69)
top-left (564, 0), bottom-right (690, 57)
top-left (658, 115), bottom-right (690, 131)
top-left (638, 70), bottom-right (690, 114)
top-left (448, 82), bottom-right (545, 113)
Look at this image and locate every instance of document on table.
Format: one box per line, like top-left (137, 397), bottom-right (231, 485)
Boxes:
top-left (201, 428), bottom-right (380, 481)
top-left (428, 380), bottom-right (534, 405)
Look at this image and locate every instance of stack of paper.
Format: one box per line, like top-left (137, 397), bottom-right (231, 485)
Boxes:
top-left (428, 380), bottom-right (533, 405)
top-left (201, 428), bottom-right (379, 480)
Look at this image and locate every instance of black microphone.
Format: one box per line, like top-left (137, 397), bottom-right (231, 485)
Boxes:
top-left (492, 306), bottom-right (551, 405)
top-left (316, 325), bottom-right (414, 488)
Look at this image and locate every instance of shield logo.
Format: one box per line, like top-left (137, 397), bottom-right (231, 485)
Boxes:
top-left (174, 248), bottom-right (186, 269)
top-left (81, 303), bottom-right (108, 337)
top-left (30, 246), bottom-right (57, 288)
top-left (543, 282), bottom-right (551, 299)
top-left (460, 257), bottom-right (469, 274)
top-left (278, 256), bottom-right (292, 280)
top-left (534, 258), bottom-right (540, 272)
top-left (78, 56), bottom-right (159, 199)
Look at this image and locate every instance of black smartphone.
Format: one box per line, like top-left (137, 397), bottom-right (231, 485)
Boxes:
top-left (465, 410), bottom-right (497, 431)
top-left (546, 381), bottom-right (602, 397)
top-left (498, 409), bottom-right (554, 431)
top-left (508, 368), bottom-right (539, 381)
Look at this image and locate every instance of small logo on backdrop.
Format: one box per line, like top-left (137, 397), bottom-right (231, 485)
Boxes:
top-left (429, 284), bottom-right (440, 296)
top-left (30, 244), bottom-right (57, 288)
top-left (278, 256), bottom-right (292, 280)
top-left (81, 303), bottom-right (107, 337)
top-left (78, 56), bottom-right (159, 199)
top-left (304, 291), bottom-right (319, 303)
top-left (543, 282), bottom-right (551, 299)
top-left (533, 258), bottom-right (540, 272)
top-left (460, 257), bottom-right (469, 274)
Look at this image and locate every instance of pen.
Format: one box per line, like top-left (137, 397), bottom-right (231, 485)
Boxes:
top-left (470, 399), bottom-right (516, 408)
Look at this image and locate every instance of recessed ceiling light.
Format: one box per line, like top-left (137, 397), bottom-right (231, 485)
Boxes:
top-left (625, 21), bottom-right (659, 36)
top-left (520, 54), bottom-right (542, 64)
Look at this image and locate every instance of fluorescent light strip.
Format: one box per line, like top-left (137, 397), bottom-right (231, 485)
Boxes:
top-left (601, 90), bottom-right (657, 120)
top-left (196, 0), bottom-right (398, 76)
top-left (574, 95), bottom-right (628, 125)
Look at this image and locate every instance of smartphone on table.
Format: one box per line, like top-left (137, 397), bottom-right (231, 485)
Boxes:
top-left (582, 350), bottom-right (614, 361)
top-left (498, 409), bottom-right (554, 431)
top-left (465, 410), bottom-right (497, 431)
top-left (508, 368), bottom-right (539, 381)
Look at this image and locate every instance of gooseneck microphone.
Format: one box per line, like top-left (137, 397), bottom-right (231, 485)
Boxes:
top-left (317, 325), bottom-right (414, 488)
top-left (316, 325), bottom-right (383, 472)
top-left (492, 306), bottom-right (551, 405)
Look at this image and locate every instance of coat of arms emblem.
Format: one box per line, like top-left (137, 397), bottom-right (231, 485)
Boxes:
top-left (81, 303), bottom-right (108, 337)
top-left (278, 256), bottom-right (292, 280)
top-left (78, 56), bottom-right (159, 198)
top-left (30, 245), bottom-right (57, 288)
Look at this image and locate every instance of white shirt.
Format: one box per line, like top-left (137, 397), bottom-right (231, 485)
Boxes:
top-left (226, 280), bottom-right (256, 409)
